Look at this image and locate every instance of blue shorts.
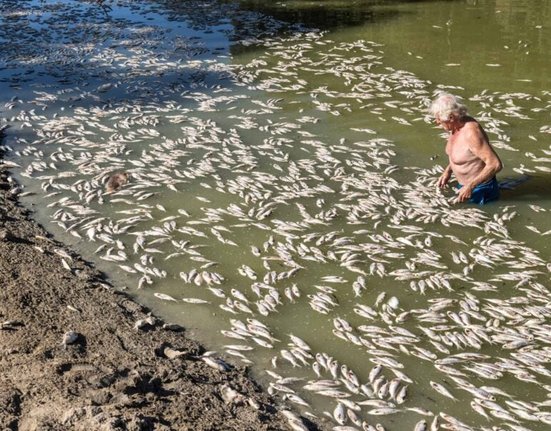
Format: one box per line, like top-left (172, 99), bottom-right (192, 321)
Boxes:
top-left (457, 177), bottom-right (500, 205)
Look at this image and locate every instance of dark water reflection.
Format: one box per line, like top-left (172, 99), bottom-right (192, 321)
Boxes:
top-left (226, 0), bottom-right (453, 31)
top-left (502, 174), bottom-right (551, 203)
top-left (229, 0), bottom-right (397, 31)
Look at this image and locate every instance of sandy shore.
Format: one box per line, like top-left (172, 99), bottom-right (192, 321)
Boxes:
top-left (0, 137), bottom-right (312, 430)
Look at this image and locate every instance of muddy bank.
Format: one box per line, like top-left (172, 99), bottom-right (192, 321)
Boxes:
top-left (0, 141), bottom-right (312, 430)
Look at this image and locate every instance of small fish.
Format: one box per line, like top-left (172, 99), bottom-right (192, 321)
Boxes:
top-left (153, 292), bottom-right (177, 302)
top-left (182, 297), bottom-right (210, 304)
top-left (284, 393), bottom-right (310, 407)
top-left (333, 402), bottom-right (346, 425)
top-left (367, 408), bottom-right (399, 415)
top-left (202, 356), bottom-right (230, 371)
top-left (430, 381), bottom-right (456, 400)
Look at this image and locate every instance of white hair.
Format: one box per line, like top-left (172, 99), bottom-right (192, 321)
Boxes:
top-left (429, 92), bottom-right (468, 122)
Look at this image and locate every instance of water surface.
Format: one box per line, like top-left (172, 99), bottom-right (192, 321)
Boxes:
top-left (2, 1), bottom-right (551, 430)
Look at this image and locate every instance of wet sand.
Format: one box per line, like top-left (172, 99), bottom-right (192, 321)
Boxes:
top-left (0, 139), bottom-right (306, 430)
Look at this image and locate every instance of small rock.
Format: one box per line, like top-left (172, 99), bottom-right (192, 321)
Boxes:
top-left (134, 316), bottom-right (156, 331)
top-left (61, 331), bottom-right (79, 348)
top-left (0, 229), bottom-right (16, 242)
top-left (126, 415), bottom-right (154, 431)
top-left (61, 407), bottom-right (86, 425)
top-left (109, 393), bottom-right (131, 407)
top-left (220, 384), bottom-right (245, 405)
top-left (117, 297), bottom-right (143, 314)
top-left (75, 269), bottom-right (90, 279)
top-left (162, 323), bottom-right (184, 332)
top-left (1, 320), bottom-right (24, 330)
top-left (90, 390), bottom-right (112, 406)
top-left (97, 373), bottom-right (118, 388)
top-left (0, 387), bottom-right (21, 419)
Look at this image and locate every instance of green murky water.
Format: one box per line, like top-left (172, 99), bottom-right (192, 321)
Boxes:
top-left (1, 1), bottom-right (551, 430)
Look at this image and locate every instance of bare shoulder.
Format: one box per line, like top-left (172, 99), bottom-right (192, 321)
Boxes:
top-left (463, 119), bottom-right (484, 134)
top-left (462, 120), bottom-right (488, 145)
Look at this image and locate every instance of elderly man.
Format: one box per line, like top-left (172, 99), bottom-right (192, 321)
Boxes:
top-left (430, 92), bottom-right (503, 204)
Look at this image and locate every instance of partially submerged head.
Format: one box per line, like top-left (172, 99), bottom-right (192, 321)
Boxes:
top-left (105, 171), bottom-right (129, 193)
top-left (429, 92), bottom-right (468, 124)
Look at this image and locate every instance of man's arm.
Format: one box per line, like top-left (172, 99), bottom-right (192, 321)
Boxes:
top-left (457, 124), bottom-right (503, 202)
top-left (437, 164), bottom-right (453, 188)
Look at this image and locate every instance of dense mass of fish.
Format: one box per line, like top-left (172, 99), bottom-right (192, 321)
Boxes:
top-left (2, 1), bottom-right (551, 430)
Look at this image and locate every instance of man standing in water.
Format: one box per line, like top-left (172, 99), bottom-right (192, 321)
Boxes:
top-left (430, 92), bottom-right (503, 204)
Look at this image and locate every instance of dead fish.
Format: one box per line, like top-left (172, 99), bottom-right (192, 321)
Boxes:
top-left (154, 292), bottom-right (177, 302)
top-left (202, 355), bottom-right (231, 371)
top-left (334, 402), bottom-right (347, 425)
top-left (430, 381), bottom-right (456, 400)
top-left (182, 297), bottom-right (210, 304)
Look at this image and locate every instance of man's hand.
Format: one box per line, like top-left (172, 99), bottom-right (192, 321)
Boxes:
top-left (437, 170), bottom-right (452, 188)
top-left (457, 184), bottom-right (473, 202)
